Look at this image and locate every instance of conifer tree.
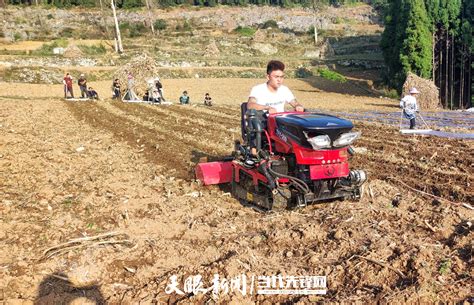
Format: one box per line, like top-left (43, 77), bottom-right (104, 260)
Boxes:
top-left (380, 0), bottom-right (409, 87)
top-left (399, 0), bottom-right (432, 79)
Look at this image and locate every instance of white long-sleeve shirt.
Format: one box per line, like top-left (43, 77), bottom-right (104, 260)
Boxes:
top-left (400, 95), bottom-right (419, 116)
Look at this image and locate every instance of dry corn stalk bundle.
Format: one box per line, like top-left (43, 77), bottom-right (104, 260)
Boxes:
top-left (113, 53), bottom-right (161, 97)
top-left (63, 44), bottom-right (84, 58)
top-left (402, 72), bottom-right (440, 110)
top-left (204, 40), bottom-right (220, 57)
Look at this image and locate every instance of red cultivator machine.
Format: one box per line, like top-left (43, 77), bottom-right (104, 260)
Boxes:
top-left (196, 103), bottom-right (367, 211)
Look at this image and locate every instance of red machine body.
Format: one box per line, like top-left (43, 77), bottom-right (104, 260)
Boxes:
top-left (196, 109), bottom-right (366, 210)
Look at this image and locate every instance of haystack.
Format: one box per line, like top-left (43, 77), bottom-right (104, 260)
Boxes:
top-left (113, 53), bottom-right (161, 97)
top-left (63, 44), bottom-right (83, 58)
top-left (319, 40), bottom-right (335, 59)
top-left (204, 40), bottom-right (220, 57)
top-left (402, 72), bottom-right (440, 110)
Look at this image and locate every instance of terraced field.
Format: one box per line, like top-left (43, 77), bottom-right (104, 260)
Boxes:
top-left (0, 83), bottom-right (472, 303)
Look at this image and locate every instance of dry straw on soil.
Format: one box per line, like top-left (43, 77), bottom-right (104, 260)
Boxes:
top-left (113, 53), bottom-right (161, 96)
top-left (402, 72), bottom-right (440, 110)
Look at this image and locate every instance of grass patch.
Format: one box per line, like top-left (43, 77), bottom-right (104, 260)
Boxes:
top-left (32, 39), bottom-right (68, 56)
top-left (62, 197), bottom-right (78, 208)
top-left (234, 26), bottom-right (256, 37)
top-left (318, 68), bottom-right (347, 83)
top-left (77, 44), bottom-right (107, 55)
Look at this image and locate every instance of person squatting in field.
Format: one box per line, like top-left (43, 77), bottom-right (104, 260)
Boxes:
top-left (180, 91), bottom-right (190, 105)
top-left (204, 93), bottom-right (213, 106)
top-left (400, 87), bottom-right (420, 129)
top-left (87, 87), bottom-right (99, 100)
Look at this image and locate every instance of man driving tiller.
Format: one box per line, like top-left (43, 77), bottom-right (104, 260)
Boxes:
top-left (246, 60), bottom-right (305, 162)
top-left (195, 60), bottom-right (366, 210)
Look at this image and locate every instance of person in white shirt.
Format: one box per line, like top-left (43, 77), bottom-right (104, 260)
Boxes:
top-left (246, 60), bottom-right (304, 158)
top-left (400, 87), bottom-right (420, 129)
top-left (247, 60), bottom-right (304, 113)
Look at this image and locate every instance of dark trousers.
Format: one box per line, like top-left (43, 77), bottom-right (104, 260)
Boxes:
top-left (79, 85), bottom-right (87, 98)
top-left (409, 118), bottom-right (416, 129)
top-left (247, 112), bottom-right (267, 150)
top-left (113, 88), bottom-right (120, 99)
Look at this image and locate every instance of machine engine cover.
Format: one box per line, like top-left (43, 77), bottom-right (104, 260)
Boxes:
top-left (276, 113), bottom-right (353, 148)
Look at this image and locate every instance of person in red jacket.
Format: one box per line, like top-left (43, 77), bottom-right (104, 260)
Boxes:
top-left (63, 73), bottom-right (74, 98)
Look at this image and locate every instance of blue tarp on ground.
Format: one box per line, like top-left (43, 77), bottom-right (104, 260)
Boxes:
top-left (309, 109), bottom-right (474, 140)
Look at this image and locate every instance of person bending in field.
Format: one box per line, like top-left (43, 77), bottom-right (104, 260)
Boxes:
top-left (87, 87), bottom-right (99, 100)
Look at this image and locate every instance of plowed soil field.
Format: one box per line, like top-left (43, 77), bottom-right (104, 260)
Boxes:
top-left (0, 80), bottom-right (473, 304)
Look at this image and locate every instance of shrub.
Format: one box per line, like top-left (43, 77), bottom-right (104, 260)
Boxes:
top-left (154, 19), bottom-right (167, 31)
top-left (318, 69), bottom-right (347, 83)
top-left (295, 67), bottom-right (313, 78)
top-left (261, 19), bottom-right (278, 29)
top-left (234, 26), bottom-right (256, 37)
top-left (60, 27), bottom-right (74, 38)
top-left (77, 44), bottom-right (107, 55)
top-left (120, 22), bottom-right (147, 37)
top-left (129, 23), bottom-right (146, 37)
top-left (383, 88), bottom-right (399, 99)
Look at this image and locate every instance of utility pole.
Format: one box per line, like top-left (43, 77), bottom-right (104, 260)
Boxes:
top-left (313, 16), bottom-right (318, 45)
top-left (111, 0), bottom-right (123, 54)
top-left (311, 0), bottom-right (323, 45)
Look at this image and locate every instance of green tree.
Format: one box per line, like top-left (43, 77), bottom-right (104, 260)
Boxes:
top-left (122, 0), bottom-right (142, 8)
top-left (380, 0), bottom-right (409, 87)
top-left (399, 0), bottom-right (432, 79)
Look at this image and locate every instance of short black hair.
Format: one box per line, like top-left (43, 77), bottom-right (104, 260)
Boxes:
top-left (183, 90), bottom-right (188, 94)
top-left (266, 60), bottom-right (285, 75)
